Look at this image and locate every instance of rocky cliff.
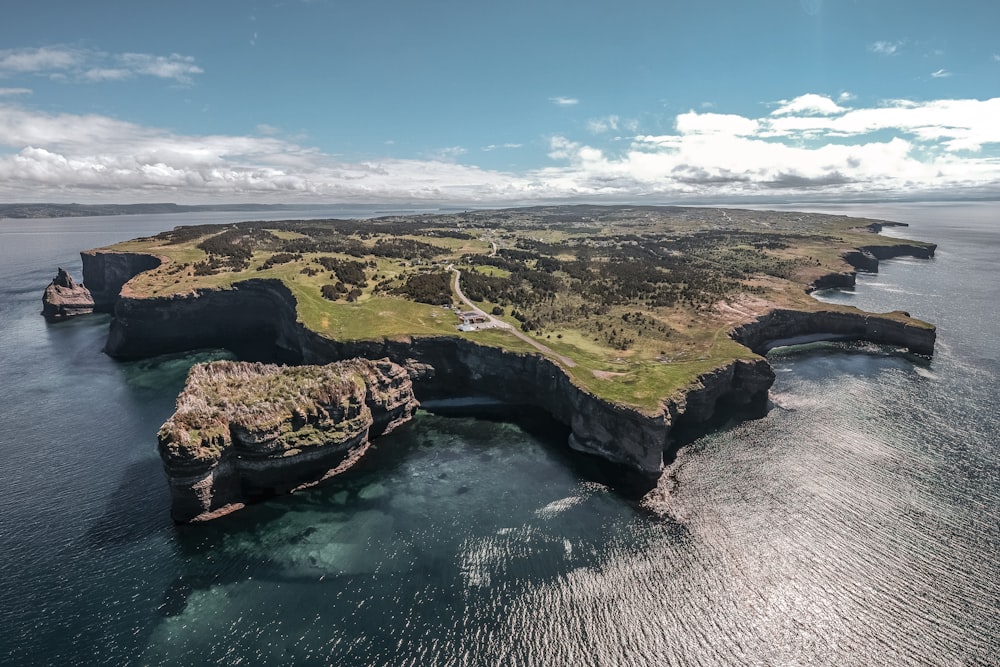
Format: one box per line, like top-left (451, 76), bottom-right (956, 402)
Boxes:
top-left (41, 268), bottom-right (95, 321)
top-left (159, 358), bottom-right (419, 522)
top-left (104, 278), bottom-right (299, 361)
top-left (731, 308), bottom-right (936, 356)
top-left (811, 242), bottom-right (937, 294)
top-left (80, 249), bottom-right (162, 310)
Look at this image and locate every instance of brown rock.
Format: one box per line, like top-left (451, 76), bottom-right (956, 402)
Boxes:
top-left (158, 358), bottom-right (419, 523)
top-left (41, 268), bottom-right (95, 321)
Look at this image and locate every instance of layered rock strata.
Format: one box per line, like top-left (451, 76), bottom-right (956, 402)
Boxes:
top-left (41, 268), bottom-right (95, 321)
top-left (159, 358), bottom-right (419, 522)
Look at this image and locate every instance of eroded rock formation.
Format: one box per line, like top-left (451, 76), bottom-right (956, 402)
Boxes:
top-left (41, 268), bottom-right (95, 321)
top-left (159, 358), bottom-right (419, 522)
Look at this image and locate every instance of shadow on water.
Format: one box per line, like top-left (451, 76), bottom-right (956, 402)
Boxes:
top-left (84, 458), bottom-right (172, 548)
top-left (158, 573), bottom-right (220, 617)
top-left (421, 400), bottom-right (662, 497)
top-left (158, 404), bottom-right (656, 595)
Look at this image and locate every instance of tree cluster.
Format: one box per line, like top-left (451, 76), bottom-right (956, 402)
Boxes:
top-left (371, 238), bottom-right (444, 260)
top-left (396, 271), bottom-right (452, 305)
top-left (321, 283), bottom-right (363, 302)
top-left (257, 252), bottom-right (302, 271)
top-left (194, 227), bottom-right (279, 273)
top-left (316, 257), bottom-right (368, 286)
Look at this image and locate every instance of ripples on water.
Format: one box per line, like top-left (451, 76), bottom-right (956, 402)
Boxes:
top-left (0, 206), bottom-right (997, 665)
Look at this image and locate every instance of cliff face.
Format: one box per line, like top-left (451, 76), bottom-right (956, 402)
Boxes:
top-left (80, 250), bottom-right (161, 310)
top-left (859, 243), bottom-right (936, 262)
top-left (159, 358), bottom-right (418, 522)
top-left (41, 268), bottom-right (95, 321)
top-left (812, 242), bottom-right (938, 294)
top-left (731, 308), bottom-right (936, 356)
top-left (321, 337), bottom-right (659, 472)
top-left (104, 278), bottom-right (300, 361)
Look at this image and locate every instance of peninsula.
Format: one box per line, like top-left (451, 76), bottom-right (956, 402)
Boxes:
top-left (74, 205), bottom-right (936, 520)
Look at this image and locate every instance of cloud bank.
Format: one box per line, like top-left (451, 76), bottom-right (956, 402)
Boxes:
top-left (2, 92), bottom-right (999, 203)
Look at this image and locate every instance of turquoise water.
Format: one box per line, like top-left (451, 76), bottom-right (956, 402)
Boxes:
top-left (1, 205), bottom-right (997, 665)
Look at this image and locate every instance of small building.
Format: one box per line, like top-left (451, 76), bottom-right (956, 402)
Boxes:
top-left (458, 311), bottom-right (488, 325)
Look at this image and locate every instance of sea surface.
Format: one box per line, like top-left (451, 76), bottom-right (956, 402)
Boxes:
top-left (0, 203), bottom-right (997, 666)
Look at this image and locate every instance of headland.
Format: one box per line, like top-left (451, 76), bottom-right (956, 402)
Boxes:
top-left (70, 205), bottom-right (937, 520)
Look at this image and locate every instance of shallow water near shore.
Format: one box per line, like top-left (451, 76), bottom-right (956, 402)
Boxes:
top-left (1, 204), bottom-right (998, 665)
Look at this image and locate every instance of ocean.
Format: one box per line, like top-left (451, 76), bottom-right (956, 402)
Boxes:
top-left (0, 203), bottom-right (996, 665)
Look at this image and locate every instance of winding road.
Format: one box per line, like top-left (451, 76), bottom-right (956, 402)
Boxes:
top-left (449, 265), bottom-right (576, 368)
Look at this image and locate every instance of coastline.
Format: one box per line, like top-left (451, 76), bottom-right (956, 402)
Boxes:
top-left (76, 230), bottom-right (936, 513)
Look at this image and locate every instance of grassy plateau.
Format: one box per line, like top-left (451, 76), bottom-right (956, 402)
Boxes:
top-left (104, 205), bottom-right (935, 412)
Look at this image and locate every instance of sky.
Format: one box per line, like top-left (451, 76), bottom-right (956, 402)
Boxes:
top-left (0, 0), bottom-right (998, 205)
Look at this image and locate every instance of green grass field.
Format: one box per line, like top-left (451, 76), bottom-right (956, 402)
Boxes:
top-left (104, 206), bottom-right (935, 410)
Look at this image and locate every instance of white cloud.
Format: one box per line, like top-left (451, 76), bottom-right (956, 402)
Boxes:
top-left (482, 143), bottom-right (522, 151)
top-left (870, 40), bottom-right (903, 56)
top-left (0, 87), bottom-right (31, 96)
top-left (2, 93), bottom-right (1000, 203)
top-left (549, 96), bottom-right (579, 106)
top-left (0, 47), bottom-right (83, 74)
top-left (930, 68), bottom-right (952, 78)
top-left (763, 97), bottom-right (1000, 151)
top-left (838, 91), bottom-right (856, 102)
top-left (993, 54), bottom-right (1000, 62)
top-left (771, 94), bottom-right (846, 116)
top-left (540, 96), bottom-right (1000, 198)
top-left (83, 68), bottom-right (132, 82)
top-left (0, 46), bottom-right (202, 84)
top-left (587, 115), bottom-right (639, 134)
top-left (118, 53), bottom-right (203, 83)
top-left (676, 111), bottom-right (759, 136)
top-left (431, 146), bottom-right (467, 161)
top-left (0, 104), bottom-right (534, 202)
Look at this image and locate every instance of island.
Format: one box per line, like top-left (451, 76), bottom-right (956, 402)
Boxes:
top-left (158, 358), bottom-right (421, 522)
top-left (71, 205), bottom-right (936, 521)
top-left (41, 268), bottom-right (95, 321)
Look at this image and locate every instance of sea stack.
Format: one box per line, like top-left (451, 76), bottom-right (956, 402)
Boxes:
top-left (42, 268), bottom-right (95, 321)
top-left (158, 358), bottom-right (419, 523)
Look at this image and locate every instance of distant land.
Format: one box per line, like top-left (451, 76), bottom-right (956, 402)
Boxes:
top-left (0, 202), bottom-right (351, 219)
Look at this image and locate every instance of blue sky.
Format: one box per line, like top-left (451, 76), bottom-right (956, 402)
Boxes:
top-left (1, 0), bottom-right (998, 203)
